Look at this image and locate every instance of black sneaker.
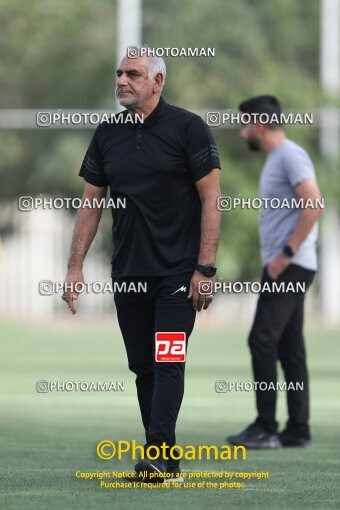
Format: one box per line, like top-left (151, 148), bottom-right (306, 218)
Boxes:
top-left (279, 429), bottom-right (312, 448)
top-left (134, 457), bottom-right (168, 483)
top-left (227, 422), bottom-right (282, 449)
top-left (167, 461), bottom-right (184, 483)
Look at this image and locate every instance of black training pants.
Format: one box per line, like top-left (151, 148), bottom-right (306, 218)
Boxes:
top-left (113, 271), bottom-right (196, 449)
top-left (248, 263), bottom-right (315, 437)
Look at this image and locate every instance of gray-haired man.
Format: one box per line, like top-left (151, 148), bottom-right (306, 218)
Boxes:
top-left (64, 51), bottom-right (221, 478)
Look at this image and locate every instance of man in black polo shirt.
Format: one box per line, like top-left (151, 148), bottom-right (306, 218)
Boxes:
top-left (63, 52), bottom-right (221, 480)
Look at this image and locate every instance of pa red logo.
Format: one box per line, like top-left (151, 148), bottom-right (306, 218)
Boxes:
top-left (155, 332), bottom-right (186, 362)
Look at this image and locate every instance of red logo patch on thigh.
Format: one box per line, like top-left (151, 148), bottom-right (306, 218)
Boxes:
top-left (155, 332), bottom-right (186, 362)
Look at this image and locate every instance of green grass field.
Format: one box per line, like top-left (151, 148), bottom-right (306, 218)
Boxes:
top-left (0, 317), bottom-right (339, 510)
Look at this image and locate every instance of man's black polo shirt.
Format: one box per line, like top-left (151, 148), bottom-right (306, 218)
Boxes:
top-left (79, 97), bottom-right (221, 277)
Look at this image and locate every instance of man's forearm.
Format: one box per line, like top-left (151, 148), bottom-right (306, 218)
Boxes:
top-left (197, 198), bottom-right (221, 265)
top-left (68, 207), bottom-right (103, 269)
top-left (288, 207), bottom-right (322, 253)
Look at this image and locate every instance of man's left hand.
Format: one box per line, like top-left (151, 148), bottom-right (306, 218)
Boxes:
top-left (188, 271), bottom-right (216, 311)
top-left (267, 252), bottom-right (291, 279)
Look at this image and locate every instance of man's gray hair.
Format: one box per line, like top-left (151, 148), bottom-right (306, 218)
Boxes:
top-left (121, 47), bottom-right (167, 90)
top-left (147, 55), bottom-right (167, 90)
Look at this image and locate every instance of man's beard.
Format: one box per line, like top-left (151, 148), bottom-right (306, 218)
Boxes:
top-left (116, 92), bottom-right (138, 109)
top-left (116, 89), bottom-right (150, 111)
top-left (247, 139), bottom-right (260, 151)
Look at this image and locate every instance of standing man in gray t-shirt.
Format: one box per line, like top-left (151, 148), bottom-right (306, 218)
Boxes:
top-left (227, 95), bottom-right (323, 449)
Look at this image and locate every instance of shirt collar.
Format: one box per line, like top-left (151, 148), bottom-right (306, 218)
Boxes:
top-left (142, 96), bottom-right (165, 127)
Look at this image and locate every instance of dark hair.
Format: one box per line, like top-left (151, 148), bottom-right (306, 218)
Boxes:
top-left (239, 95), bottom-right (282, 128)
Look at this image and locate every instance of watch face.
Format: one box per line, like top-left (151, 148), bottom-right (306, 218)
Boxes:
top-left (204, 266), bottom-right (216, 277)
top-left (283, 245), bottom-right (294, 257)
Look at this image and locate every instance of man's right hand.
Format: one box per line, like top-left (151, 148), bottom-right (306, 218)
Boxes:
top-left (63, 183), bottom-right (107, 315)
top-left (63, 268), bottom-right (84, 315)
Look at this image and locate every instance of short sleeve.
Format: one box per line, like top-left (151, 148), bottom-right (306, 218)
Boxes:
top-left (185, 115), bottom-right (221, 182)
top-left (79, 127), bottom-right (108, 187)
top-left (283, 147), bottom-right (316, 188)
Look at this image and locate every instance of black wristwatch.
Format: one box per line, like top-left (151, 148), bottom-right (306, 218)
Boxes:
top-left (283, 244), bottom-right (295, 257)
top-left (196, 264), bottom-right (217, 277)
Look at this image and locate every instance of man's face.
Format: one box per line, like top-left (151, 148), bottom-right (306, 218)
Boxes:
top-left (115, 56), bottom-right (155, 109)
top-left (240, 123), bottom-right (261, 151)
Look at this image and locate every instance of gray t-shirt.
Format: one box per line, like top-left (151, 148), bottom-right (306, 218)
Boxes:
top-left (259, 139), bottom-right (318, 271)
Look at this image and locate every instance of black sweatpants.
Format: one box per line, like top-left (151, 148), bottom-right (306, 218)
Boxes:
top-left (248, 263), bottom-right (315, 437)
top-left (113, 271), bottom-right (196, 450)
